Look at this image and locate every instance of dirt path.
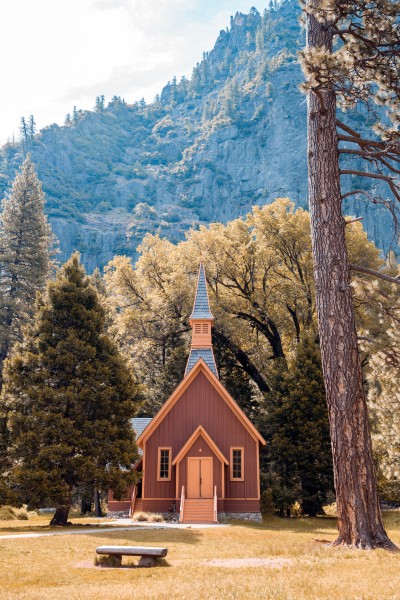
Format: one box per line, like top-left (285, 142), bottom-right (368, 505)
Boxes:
top-left (0, 522), bottom-right (228, 539)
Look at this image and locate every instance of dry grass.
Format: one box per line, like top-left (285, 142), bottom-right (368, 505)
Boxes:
top-left (0, 513), bottom-right (399, 599)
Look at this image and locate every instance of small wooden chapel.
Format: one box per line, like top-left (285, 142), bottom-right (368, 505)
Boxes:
top-left (108, 263), bottom-right (266, 523)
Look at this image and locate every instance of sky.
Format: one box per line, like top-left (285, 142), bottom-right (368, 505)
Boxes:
top-left (0, 0), bottom-right (265, 145)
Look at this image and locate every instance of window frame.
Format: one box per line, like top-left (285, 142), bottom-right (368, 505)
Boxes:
top-left (230, 447), bottom-right (244, 481)
top-left (157, 447), bottom-right (172, 482)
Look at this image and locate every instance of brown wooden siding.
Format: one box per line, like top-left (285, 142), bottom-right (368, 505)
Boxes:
top-left (144, 372), bottom-right (259, 500)
top-left (178, 435), bottom-right (223, 497)
top-left (108, 500), bottom-right (130, 512)
top-left (109, 498), bottom-right (260, 514)
top-left (142, 499), bottom-right (178, 513)
top-left (223, 499), bottom-right (261, 512)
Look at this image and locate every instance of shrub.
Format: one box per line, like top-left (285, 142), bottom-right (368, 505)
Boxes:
top-left (0, 505), bottom-right (32, 520)
top-left (0, 506), bottom-right (16, 520)
top-left (131, 511), bottom-right (164, 523)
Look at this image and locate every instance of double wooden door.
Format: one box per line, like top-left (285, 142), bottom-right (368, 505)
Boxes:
top-left (187, 457), bottom-right (213, 498)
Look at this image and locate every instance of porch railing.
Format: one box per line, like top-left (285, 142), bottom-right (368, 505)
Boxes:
top-left (213, 485), bottom-right (218, 523)
top-left (179, 486), bottom-right (185, 523)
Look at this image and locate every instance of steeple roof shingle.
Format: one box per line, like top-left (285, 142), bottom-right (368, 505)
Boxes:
top-left (189, 262), bottom-right (213, 320)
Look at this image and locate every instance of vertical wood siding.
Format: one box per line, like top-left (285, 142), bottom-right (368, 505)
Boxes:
top-left (144, 372), bottom-right (259, 500)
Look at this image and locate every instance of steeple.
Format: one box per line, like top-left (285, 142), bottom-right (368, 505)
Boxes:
top-left (185, 263), bottom-right (218, 378)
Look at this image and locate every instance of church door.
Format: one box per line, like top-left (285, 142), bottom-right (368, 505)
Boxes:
top-left (187, 457), bottom-right (213, 498)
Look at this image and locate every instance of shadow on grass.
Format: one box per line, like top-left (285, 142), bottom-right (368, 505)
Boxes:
top-left (88, 527), bottom-right (203, 545)
top-left (226, 515), bottom-right (339, 534)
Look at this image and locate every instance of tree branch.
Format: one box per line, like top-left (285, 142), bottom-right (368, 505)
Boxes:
top-left (340, 169), bottom-right (400, 202)
top-left (350, 264), bottom-right (400, 285)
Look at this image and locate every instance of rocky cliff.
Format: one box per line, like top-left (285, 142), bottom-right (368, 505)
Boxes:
top-left (0, 1), bottom-right (394, 270)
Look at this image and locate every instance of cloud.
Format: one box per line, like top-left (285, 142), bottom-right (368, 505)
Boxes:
top-left (60, 61), bottom-right (171, 103)
top-left (0, 0), bottom-right (264, 143)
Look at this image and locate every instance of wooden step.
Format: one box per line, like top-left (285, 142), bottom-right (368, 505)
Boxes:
top-left (181, 499), bottom-right (216, 524)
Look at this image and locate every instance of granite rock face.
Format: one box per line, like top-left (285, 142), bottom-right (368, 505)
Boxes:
top-left (0, 1), bottom-right (394, 270)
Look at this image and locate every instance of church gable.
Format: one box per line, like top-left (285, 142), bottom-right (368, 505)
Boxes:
top-left (137, 360), bottom-right (264, 449)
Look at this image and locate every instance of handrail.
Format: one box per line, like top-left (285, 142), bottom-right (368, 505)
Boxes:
top-left (128, 485), bottom-right (137, 518)
top-left (213, 485), bottom-right (218, 523)
top-left (179, 486), bottom-right (185, 523)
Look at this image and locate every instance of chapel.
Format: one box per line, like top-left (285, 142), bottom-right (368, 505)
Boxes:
top-left (108, 263), bottom-right (266, 523)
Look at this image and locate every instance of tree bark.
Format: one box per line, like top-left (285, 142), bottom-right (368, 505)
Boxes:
top-left (49, 505), bottom-right (71, 526)
top-left (94, 486), bottom-right (103, 517)
top-left (306, 5), bottom-right (395, 548)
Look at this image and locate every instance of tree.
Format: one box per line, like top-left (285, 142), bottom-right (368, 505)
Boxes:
top-left (260, 336), bottom-right (333, 516)
top-left (28, 115), bottom-right (36, 138)
top-left (95, 95), bottom-right (105, 112)
top-left (299, 0), bottom-right (399, 547)
top-left (19, 117), bottom-right (28, 143)
top-left (0, 155), bottom-right (56, 387)
top-left (357, 265), bottom-right (400, 503)
top-left (1, 254), bottom-right (141, 525)
top-left (103, 200), bottom-right (388, 415)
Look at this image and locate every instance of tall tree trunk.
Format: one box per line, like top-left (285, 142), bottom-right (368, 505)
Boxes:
top-left (94, 486), bottom-right (103, 517)
top-left (49, 505), bottom-right (71, 526)
top-left (306, 6), bottom-right (394, 548)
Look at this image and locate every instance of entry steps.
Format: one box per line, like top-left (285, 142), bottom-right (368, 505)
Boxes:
top-left (181, 498), bottom-right (216, 524)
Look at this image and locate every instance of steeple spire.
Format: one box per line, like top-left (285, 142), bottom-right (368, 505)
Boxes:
top-left (189, 262), bottom-right (213, 321)
top-left (185, 263), bottom-right (218, 378)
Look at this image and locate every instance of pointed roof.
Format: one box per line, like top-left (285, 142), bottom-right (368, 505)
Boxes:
top-left (189, 263), bottom-right (214, 320)
top-left (185, 347), bottom-right (218, 378)
top-left (172, 426), bottom-right (228, 466)
top-left (136, 359), bottom-right (266, 447)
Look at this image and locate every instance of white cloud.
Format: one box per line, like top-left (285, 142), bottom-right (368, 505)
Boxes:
top-left (0, 0), bottom-right (265, 144)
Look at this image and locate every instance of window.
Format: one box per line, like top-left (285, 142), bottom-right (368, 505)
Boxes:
top-left (202, 324), bottom-right (208, 334)
top-left (157, 447), bottom-right (172, 481)
top-left (230, 447), bottom-right (244, 481)
top-left (194, 324), bottom-right (201, 334)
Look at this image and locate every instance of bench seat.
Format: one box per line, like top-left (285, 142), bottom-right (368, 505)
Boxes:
top-left (96, 546), bottom-right (167, 557)
top-left (96, 545), bottom-right (168, 567)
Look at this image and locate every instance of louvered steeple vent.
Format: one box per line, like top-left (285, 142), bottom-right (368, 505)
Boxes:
top-left (185, 263), bottom-right (218, 378)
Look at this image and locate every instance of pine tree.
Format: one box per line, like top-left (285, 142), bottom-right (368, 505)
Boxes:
top-left (286, 337), bottom-right (333, 516)
top-left (299, 0), bottom-right (399, 548)
top-left (259, 362), bottom-right (300, 517)
top-left (0, 155), bottom-right (56, 387)
top-left (28, 115), bottom-right (36, 138)
top-left (260, 338), bottom-right (333, 516)
top-left (19, 117), bottom-right (28, 143)
top-left (1, 254), bottom-right (142, 524)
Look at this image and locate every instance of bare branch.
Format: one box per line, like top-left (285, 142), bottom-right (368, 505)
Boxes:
top-left (350, 264), bottom-right (400, 286)
top-left (345, 217), bottom-right (363, 225)
top-left (340, 169), bottom-right (400, 203)
top-left (341, 189), bottom-right (377, 202)
top-left (336, 120), bottom-right (361, 138)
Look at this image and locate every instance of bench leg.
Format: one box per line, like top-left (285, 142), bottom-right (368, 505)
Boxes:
top-left (98, 554), bottom-right (122, 567)
top-left (138, 556), bottom-right (157, 568)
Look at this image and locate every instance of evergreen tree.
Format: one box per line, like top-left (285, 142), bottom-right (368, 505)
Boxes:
top-left (0, 409), bottom-right (9, 505)
top-left (1, 254), bottom-right (141, 524)
top-left (260, 338), bottom-right (333, 516)
top-left (0, 155), bottom-right (56, 386)
top-left (300, 0), bottom-right (399, 548)
top-left (19, 117), bottom-right (28, 142)
top-left (286, 337), bottom-right (333, 515)
top-left (28, 115), bottom-right (36, 138)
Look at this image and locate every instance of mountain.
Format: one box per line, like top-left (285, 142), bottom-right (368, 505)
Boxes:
top-left (0, 1), bottom-right (394, 271)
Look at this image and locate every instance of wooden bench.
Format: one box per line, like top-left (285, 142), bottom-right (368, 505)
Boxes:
top-left (96, 545), bottom-right (168, 568)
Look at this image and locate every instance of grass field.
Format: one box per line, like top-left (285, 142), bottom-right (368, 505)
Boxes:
top-left (0, 513), bottom-right (399, 600)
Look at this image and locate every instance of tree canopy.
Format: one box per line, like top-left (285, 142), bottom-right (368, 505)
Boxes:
top-left (1, 254), bottom-right (142, 524)
top-left (0, 155), bottom-right (56, 386)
